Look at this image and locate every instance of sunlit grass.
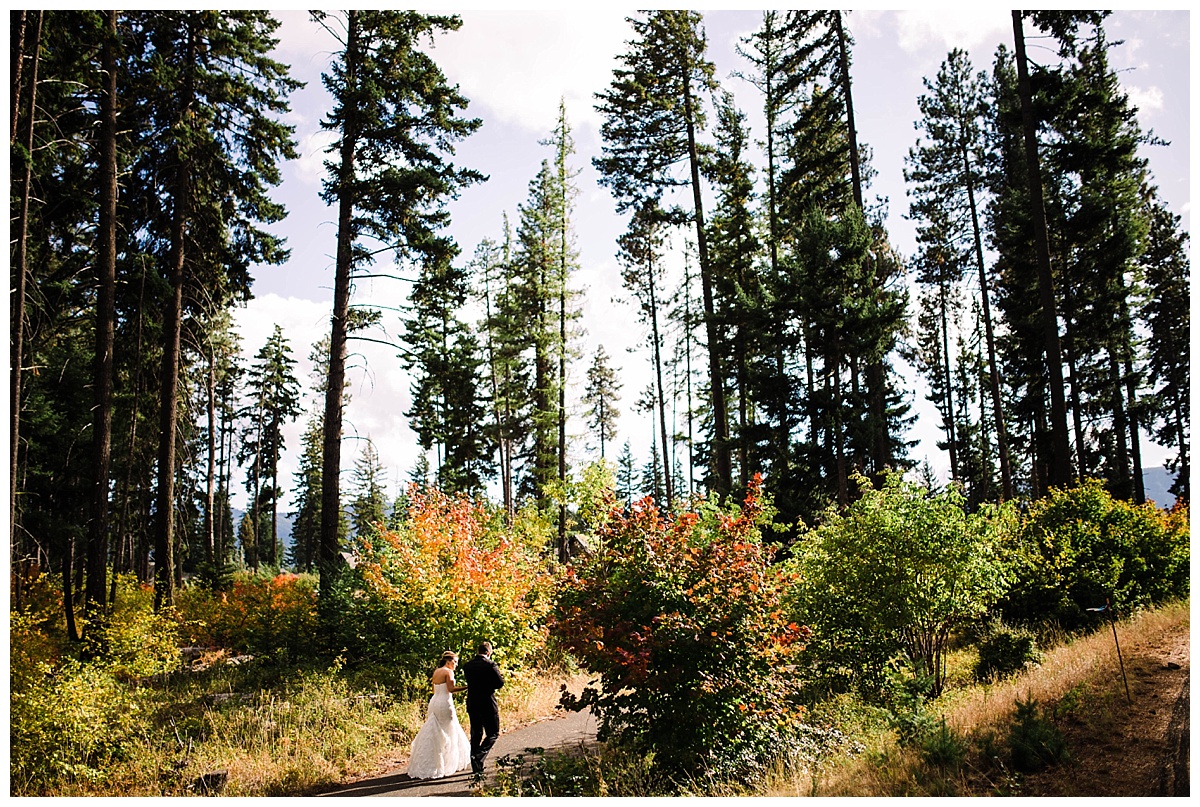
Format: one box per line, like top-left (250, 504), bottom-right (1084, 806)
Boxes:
top-left (759, 600), bottom-right (1189, 797)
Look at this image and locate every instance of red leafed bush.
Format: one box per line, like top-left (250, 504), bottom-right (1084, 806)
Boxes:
top-left (551, 475), bottom-right (810, 781)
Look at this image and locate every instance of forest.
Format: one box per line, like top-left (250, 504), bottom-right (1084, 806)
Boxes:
top-left (9, 9), bottom-right (1192, 797)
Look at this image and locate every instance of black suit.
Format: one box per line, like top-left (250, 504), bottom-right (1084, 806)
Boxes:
top-left (461, 653), bottom-right (504, 772)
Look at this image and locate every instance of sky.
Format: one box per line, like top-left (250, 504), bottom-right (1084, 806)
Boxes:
top-left (228, 8), bottom-right (1191, 511)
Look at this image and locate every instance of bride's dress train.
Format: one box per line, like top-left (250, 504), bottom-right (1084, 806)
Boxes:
top-left (406, 682), bottom-right (471, 779)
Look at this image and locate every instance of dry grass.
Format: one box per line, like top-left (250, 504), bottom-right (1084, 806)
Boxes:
top-left (943, 601), bottom-right (1188, 736)
top-left (761, 601), bottom-right (1190, 797)
top-left (500, 666), bottom-right (590, 727)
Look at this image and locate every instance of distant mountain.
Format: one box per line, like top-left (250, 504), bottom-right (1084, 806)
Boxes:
top-left (1141, 466), bottom-right (1179, 509)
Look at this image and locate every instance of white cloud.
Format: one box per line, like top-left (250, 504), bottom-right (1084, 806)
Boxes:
top-left (858, 9), bottom-right (1010, 56)
top-left (1124, 84), bottom-right (1165, 115)
top-left (431, 10), bottom-right (632, 135)
top-left (290, 128), bottom-right (338, 187)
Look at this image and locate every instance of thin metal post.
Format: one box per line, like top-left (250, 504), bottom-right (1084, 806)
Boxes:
top-left (1108, 599), bottom-right (1132, 704)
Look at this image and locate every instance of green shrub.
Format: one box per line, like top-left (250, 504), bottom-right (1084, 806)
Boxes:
top-left (920, 719), bottom-right (968, 771)
top-left (552, 476), bottom-right (810, 783)
top-left (1000, 481), bottom-right (1190, 630)
top-left (1007, 696), bottom-right (1068, 772)
top-left (786, 473), bottom-right (1015, 699)
top-left (973, 620), bottom-right (1041, 682)
top-left (10, 659), bottom-right (142, 793)
top-left (83, 576), bottom-right (181, 679)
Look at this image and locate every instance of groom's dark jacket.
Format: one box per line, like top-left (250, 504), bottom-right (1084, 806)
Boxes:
top-left (462, 654), bottom-right (504, 716)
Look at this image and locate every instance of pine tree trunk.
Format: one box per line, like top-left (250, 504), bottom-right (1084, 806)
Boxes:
top-left (1109, 355), bottom-right (1132, 500)
top-left (1012, 11), bottom-right (1073, 488)
top-left (63, 538), bottom-right (80, 642)
top-left (205, 350), bottom-right (217, 571)
top-left (321, 11), bottom-right (359, 596)
top-left (963, 145), bottom-right (1013, 499)
top-left (115, 264), bottom-right (148, 603)
top-left (155, 18), bottom-right (197, 611)
top-left (835, 11), bottom-right (889, 475)
top-left (647, 247), bottom-right (674, 508)
top-left (681, 68), bottom-right (731, 497)
top-left (940, 280), bottom-right (959, 481)
top-left (10, 10), bottom-right (27, 142)
top-left (1172, 396), bottom-right (1189, 503)
top-left (1063, 312), bottom-right (1088, 478)
top-left (10, 10), bottom-right (41, 544)
top-left (558, 230), bottom-right (568, 561)
top-left (1124, 359), bottom-right (1145, 504)
top-left (87, 10), bottom-right (119, 614)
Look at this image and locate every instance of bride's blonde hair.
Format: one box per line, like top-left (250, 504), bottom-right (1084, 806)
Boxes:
top-left (438, 651), bottom-right (458, 668)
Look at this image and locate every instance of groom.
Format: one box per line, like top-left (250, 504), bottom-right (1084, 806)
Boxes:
top-left (461, 640), bottom-right (504, 774)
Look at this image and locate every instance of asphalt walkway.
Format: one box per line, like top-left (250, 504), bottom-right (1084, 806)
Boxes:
top-left (317, 708), bottom-right (597, 797)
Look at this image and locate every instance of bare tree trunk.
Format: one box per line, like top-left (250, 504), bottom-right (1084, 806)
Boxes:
top-left (11, 10), bottom-right (42, 545)
top-left (205, 349), bottom-right (217, 571)
top-left (963, 143), bottom-right (1013, 499)
top-left (940, 280), bottom-right (959, 482)
top-left (321, 11), bottom-right (359, 595)
top-left (642, 235), bottom-right (674, 509)
top-left (113, 263), bottom-right (148, 605)
top-left (87, 10), bottom-right (119, 615)
top-left (10, 10), bottom-right (27, 142)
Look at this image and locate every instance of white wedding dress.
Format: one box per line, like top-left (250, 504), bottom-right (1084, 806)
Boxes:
top-left (406, 680), bottom-right (471, 779)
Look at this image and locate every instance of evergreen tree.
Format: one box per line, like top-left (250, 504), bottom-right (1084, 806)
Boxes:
top-left (615, 441), bottom-right (636, 509)
top-left (349, 439), bottom-right (388, 539)
top-left (583, 346), bottom-right (622, 459)
top-left (133, 11), bottom-right (298, 607)
top-left (617, 203), bottom-right (674, 507)
top-left (1007, 11), bottom-right (1106, 489)
top-left (239, 324), bottom-right (301, 568)
top-left (905, 47), bottom-right (1013, 498)
top-left (595, 10), bottom-right (733, 496)
top-left (704, 90), bottom-right (768, 497)
top-left (288, 416), bottom-right (324, 571)
top-left (315, 10), bottom-right (482, 601)
top-left (1141, 197), bottom-right (1190, 502)
top-left (405, 251), bottom-right (491, 496)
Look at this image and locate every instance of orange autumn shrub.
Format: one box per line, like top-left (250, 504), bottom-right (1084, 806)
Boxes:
top-left (342, 485), bottom-right (557, 675)
top-left (178, 571), bottom-right (319, 656)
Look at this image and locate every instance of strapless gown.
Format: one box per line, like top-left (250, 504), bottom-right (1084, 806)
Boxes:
top-left (406, 682), bottom-right (471, 779)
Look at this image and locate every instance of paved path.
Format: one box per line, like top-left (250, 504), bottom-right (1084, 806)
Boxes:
top-left (317, 709), bottom-right (597, 797)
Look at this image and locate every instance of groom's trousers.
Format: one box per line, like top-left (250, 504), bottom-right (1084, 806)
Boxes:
top-left (468, 705), bottom-right (499, 773)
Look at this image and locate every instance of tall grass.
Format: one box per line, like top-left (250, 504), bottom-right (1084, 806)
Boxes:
top-left (24, 657), bottom-right (587, 797)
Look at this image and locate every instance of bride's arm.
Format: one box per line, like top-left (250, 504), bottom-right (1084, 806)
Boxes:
top-left (448, 671), bottom-right (468, 693)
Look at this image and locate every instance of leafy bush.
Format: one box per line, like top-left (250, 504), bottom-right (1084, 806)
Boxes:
top-left (786, 473), bottom-right (1015, 698)
top-left (999, 481), bottom-right (1190, 630)
top-left (973, 620), bottom-right (1041, 682)
top-left (82, 575), bottom-right (181, 678)
top-left (178, 570), bottom-right (320, 656)
top-left (551, 476), bottom-right (810, 782)
top-left (11, 659), bottom-right (143, 792)
top-left (1007, 696), bottom-right (1068, 772)
top-left (334, 485), bottom-right (556, 676)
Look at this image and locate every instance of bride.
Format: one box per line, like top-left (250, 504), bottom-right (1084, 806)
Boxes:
top-left (406, 651), bottom-right (472, 779)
